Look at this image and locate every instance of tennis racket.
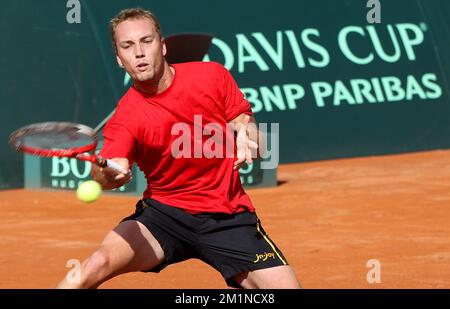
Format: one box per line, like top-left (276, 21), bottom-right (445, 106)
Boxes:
top-left (9, 122), bottom-right (128, 174)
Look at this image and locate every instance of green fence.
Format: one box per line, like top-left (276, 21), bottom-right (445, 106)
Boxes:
top-left (1, 0), bottom-right (450, 189)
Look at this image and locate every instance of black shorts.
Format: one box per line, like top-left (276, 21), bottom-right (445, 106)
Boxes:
top-left (121, 198), bottom-right (289, 288)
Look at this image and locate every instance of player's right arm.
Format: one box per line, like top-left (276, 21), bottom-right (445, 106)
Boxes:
top-left (96, 104), bottom-right (136, 190)
top-left (92, 158), bottom-right (132, 190)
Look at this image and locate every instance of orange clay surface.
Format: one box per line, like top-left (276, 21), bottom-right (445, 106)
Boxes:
top-left (1, 150), bottom-right (450, 288)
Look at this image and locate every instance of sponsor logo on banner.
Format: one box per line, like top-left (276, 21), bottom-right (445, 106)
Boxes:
top-left (125, 22), bottom-right (443, 114)
top-left (201, 23), bottom-right (441, 112)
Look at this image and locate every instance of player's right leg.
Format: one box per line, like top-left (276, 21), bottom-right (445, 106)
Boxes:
top-left (57, 220), bottom-right (165, 289)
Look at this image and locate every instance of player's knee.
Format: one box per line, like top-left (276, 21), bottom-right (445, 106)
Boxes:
top-left (250, 276), bottom-right (301, 289)
top-left (60, 250), bottom-right (112, 289)
top-left (83, 249), bottom-right (111, 279)
top-left (277, 278), bottom-right (302, 289)
top-left (237, 266), bottom-right (301, 289)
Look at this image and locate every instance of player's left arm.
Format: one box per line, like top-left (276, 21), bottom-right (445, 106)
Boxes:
top-left (217, 62), bottom-right (264, 169)
top-left (229, 113), bottom-right (266, 170)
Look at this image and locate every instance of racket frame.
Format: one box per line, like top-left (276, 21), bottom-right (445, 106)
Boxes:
top-left (9, 122), bottom-right (127, 173)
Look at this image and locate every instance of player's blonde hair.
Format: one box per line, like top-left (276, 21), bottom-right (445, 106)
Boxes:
top-left (109, 8), bottom-right (162, 53)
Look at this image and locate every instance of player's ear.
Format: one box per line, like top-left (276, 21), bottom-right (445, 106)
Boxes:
top-left (116, 55), bottom-right (124, 68)
top-left (161, 37), bottom-right (167, 57)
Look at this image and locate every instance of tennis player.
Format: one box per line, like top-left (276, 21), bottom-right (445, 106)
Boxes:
top-left (58, 7), bottom-right (300, 289)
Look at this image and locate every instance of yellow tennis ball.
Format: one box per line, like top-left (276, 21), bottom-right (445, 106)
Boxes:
top-left (76, 180), bottom-right (102, 203)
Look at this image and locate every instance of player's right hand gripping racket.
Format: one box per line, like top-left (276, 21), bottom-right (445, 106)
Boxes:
top-left (9, 122), bottom-right (128, 174)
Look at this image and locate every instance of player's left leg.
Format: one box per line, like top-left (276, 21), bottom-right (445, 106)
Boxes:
top-left (232, 265), bottom-right (301, 289)
top-left (196, 210), bottom-right (301, 289)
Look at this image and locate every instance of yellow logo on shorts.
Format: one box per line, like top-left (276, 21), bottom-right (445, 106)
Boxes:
top-left (253, 252), bottom-right (275, 263)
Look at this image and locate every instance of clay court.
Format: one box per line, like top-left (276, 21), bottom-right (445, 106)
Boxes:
top-left (1, 149), bottom-right (450, 289)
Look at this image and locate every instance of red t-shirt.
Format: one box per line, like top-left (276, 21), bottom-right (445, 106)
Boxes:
top-left (100, 62), bottom-right (254, 214)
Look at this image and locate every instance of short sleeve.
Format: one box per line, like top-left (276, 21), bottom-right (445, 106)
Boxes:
top-left (221, 67), bottom-right (253, 121)
top-left (99, 119), bottom-right (135, 165)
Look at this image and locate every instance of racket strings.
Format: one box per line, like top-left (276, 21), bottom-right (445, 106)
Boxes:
top-left (10, 122), bottom-right (98, 155)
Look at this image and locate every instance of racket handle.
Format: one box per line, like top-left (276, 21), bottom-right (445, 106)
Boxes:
top-left (105, 159), bottom-right (129, 175)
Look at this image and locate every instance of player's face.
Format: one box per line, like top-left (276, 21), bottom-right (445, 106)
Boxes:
top-left (114, 18), bottom-right (166, 84)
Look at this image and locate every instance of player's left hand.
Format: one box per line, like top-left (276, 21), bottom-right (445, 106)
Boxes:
top-left (234, 124), bottom-right (258, 170)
